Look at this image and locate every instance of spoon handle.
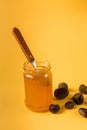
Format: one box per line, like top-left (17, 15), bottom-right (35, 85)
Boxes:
top-left (13, 27), bottom-right (35, 62)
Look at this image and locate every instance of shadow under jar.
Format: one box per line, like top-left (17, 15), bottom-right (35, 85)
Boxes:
top-left (23, 60), bottom-right (53, 112)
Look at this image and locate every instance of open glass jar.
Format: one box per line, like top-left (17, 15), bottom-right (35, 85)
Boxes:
top-left (23, 60), bottom-right (53, 112)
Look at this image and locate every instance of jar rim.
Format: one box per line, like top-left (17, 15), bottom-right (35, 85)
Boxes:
top-left (23, 60), bottom-right (51, 73)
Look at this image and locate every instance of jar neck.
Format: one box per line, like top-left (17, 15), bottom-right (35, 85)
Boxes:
top-left (23, 61), bottom-right (51, 73)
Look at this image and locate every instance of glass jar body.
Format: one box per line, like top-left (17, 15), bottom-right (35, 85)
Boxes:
top-left (23, 61), bottom-right (53, 112)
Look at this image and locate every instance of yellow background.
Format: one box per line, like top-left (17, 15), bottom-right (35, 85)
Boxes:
top-left (0, 0), bottom-right (87, 130)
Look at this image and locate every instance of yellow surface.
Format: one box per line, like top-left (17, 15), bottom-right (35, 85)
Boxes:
top-left (0, 0), bottom-right (87, 130)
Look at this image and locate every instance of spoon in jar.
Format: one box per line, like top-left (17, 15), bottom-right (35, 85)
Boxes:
top-left (13, 27), bottom-right (37, 68)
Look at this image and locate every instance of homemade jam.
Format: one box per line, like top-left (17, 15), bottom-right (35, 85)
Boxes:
top-left (23, 61), bottom-right (53, 112)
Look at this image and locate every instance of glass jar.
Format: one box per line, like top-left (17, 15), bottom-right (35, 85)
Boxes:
top-left (23, 60), bottom-right (53, 112)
